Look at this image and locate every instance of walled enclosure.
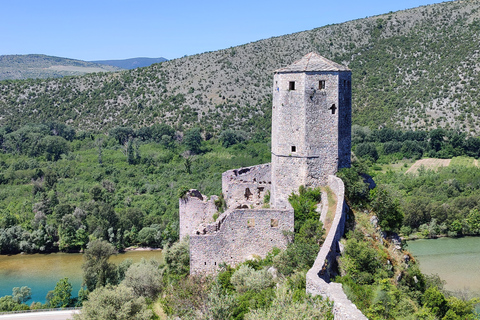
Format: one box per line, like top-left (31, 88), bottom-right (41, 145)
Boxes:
top-left (190, 207), bottom-right (294, 274)
top-left (186, 163), bottom-right (293, 274)
top-left (179, 53), bottom-right (365, 318)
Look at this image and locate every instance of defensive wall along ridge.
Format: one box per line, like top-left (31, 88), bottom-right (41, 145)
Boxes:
top-left (307, 175), bottom-right (367, 320)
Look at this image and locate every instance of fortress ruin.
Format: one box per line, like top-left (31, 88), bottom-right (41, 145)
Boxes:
top-left (179, 52), bottom-right (352, 274)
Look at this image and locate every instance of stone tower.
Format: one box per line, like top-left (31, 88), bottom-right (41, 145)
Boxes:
top-left (271, 52), bottom-right (351, 208)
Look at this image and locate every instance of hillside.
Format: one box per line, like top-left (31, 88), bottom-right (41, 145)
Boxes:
top-left (0, 55), bottom-right (123, 80)
top-left (0, 0), bottom-right (479, 134)
top-left (91, 57), bottom-right (168, 70)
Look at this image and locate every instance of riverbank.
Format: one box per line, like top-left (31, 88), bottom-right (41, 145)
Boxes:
top-left (402, 233), bottom-right (480, 241)
top-left (123, 246), bottom-right (162, 251)
top-left (0, 250), bottom-right (163, 304)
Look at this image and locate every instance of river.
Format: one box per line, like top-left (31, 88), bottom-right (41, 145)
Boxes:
top-left (0, 250), bottom-right (163, 304)
top-left (407, 236), bottom-right (480, 295)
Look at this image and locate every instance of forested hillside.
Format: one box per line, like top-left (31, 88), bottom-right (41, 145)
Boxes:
top-left (1, 0), bottom-right (479, 134)
top-left (0, 55), bottom-right (122, 80)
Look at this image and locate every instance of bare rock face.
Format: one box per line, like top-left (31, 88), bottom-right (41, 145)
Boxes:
top-left (370, 215), bottom-right (379, 228)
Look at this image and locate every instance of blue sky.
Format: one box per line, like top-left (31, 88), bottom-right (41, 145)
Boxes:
top-left (1, 0), bottom-right (450, 61)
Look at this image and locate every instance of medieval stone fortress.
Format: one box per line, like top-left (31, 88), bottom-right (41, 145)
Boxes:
top-left (180, 52), bottom-right (365, 318)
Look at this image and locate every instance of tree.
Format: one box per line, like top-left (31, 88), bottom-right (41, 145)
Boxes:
top-left (137, 227), bottom-right (160, 247)
top-left (82, 240), bottom-right (117, 291)
top-left (109, 127), bottom-right (134, 145)
top-left (429, 128), bottom-right (445, 152)
top-left (12, 286), bottom-right (31, 304)
top-left (122, 259), bottom-right (162, 298)
top-left (47, 278), bottom-right (73, 308)
top-left (423, 286), bottom-right (448, 319)
top-left (288, 186), bottom-right (321, 233)
top-left (219, 129), bottom-right (247, 148)
top-left (355, 142), bottom-right (379, 161)
top-left (40, 135), bottom-right (69, 161)
top-left (0, 296), bottom-right (30, 312)
top-left (371, 186), bottom-right (404, 233)
top-left (47, 122), bottom-right (76, 141)
top-left (183, 127), bottom-right (202, 153)
top-left (73, 285), bottom-right (152, 320)
top-left (163, 236), bottom-right (190, 276)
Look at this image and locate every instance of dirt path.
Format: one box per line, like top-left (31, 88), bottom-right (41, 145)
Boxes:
top-left (406, 158), bottom-right (451, 174)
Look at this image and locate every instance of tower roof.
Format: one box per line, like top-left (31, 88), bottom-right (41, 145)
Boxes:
top-left (275, 52), bottom-right (350, 73)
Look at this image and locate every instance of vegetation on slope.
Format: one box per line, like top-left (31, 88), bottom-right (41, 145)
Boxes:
top-left (1, 1), bottom-right (480, 133)
top-left (336, 160), bottom-right (480, 319)
top-left (0, 122), bottom-right (270, 254)
top-left (350, 125), bottom-right (480, 238)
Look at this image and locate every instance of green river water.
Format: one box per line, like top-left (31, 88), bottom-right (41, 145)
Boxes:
top-left (0, 250), bottom-right (163, 304)
top-left (407, 236), bottom-right (480, 295)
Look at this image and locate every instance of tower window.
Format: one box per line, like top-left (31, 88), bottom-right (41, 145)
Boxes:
top-left (291, 146), bottom-right (296, 152)
top-left (330, 104), bottom-right (337, 115)
top-left (289, 81), bottom-right (296, 90)
top-left (319, 80), bottom-right (325, 90)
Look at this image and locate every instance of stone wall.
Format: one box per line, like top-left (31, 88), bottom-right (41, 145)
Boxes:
top-left (190, 207), bottom-right (294, 274)
top-left (179, 190), bottom-right (218, 240)
top-left (306, 175), bottom-right (367, 319)
top-left (222, 163), bottom-right (272, 209)
top-left (270, 71), bottom-right (351, 208)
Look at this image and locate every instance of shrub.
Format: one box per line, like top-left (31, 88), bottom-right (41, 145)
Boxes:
top-left (163, 236), bottom-right (190, 276)
top-left (73, 284), bottom-right (152, 320)
top-left (230, 265), bottom-right (275, 293)
top-left (122, 259), bottom-right (162, 299)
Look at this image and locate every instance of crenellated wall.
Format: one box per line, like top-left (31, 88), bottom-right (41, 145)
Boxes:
top-left (306, 175), bottom-right (367, 319)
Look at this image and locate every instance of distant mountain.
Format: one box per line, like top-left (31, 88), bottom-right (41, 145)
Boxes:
top-left (91, 57), bottom-right (168, 69)
top-left (1, 1), bottom-right (480, 134)
top-left (0, 54), bottom-right (123, 80)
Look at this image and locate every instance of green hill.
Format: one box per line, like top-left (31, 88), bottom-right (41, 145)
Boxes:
top-left (1, 0), bottom-right (480, 134)
top-left (0, 54), bottom-right (123, 80)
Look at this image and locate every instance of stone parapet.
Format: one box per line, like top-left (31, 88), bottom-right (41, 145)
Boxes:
top-left (306, 175), bottom-right (367, 319)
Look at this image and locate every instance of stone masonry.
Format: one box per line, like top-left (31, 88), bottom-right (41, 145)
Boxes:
top-left (180, 52), bottom-right (352, 276)
top-left (271, 52), bottom-right (351, 208)
top-left (179, 53), bottom-right (365, 318)
top-left (222, 163), bottom-right (272, 209)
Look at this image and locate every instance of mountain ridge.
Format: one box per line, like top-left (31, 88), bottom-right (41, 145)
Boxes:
top-left (0, 54), bottom-right (123, 80)
top-left (91, 57), bottom-right (168, 70)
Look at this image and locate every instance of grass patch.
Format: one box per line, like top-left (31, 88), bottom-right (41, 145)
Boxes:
top-left (450, 156), bottom-right (477, 167)
top-left (321, 187), bottom-right (337, 235)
